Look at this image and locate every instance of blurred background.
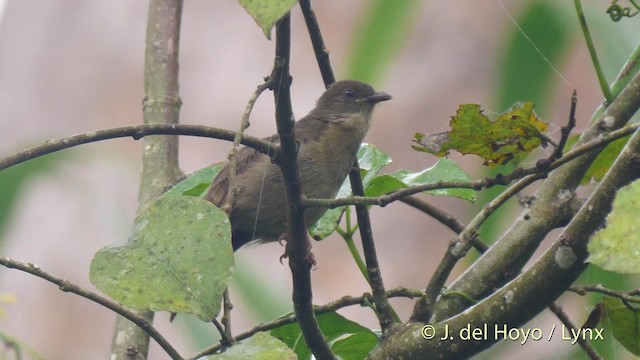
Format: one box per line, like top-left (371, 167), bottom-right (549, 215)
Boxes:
top-left (1, 0), bottom-right (638, 359)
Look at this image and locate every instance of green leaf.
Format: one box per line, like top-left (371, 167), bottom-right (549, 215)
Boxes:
top-left (309, 144), bottom-right (390, 240)
top-left (164, 163), bottom-right (223, 197)
top-left (331, 332), bottom-right (379, 360)
top-left (270, 312), bottom-right (378, 360)
top-left (366, 158), bottom-right (475, 201)
top-left (413, 102), bottom-right (549, 167)
top-left (601, 296), bottom-right (640, 355)
top-left (203, 332), bottom-right (296, 360)
top-left (357, 143), bottom-right (392, 185)
top-left (238, 0), bottom-right (299, 39)
top-left (364, 174), bottom-right (407, 197)
top-left (90, 196), bottom-right (233, 321)
top-left (582, 135), bottom-right (631, 184)
top-left (588, 179), bottom-right (640, 274)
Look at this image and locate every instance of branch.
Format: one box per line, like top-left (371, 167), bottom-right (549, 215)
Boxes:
top-left (0, 124), bottom-right (277, 172)
top-left (0, 257), bottom-right (182, 360)
top-left (400, 196), bottom-right (489, 253)
top-left (299, 0), bottom-right (335, 86)
top-left (569, 285), bottom-right (640, 303)
top-left (430, 69), bottom-right (640, 323)
top-left (300, 121), bottom-right (640, 211)
top-left (188, 287), bottom-right (423, 359)
top-left (349, 165), bottom-right (397, 332)
top-left (219, 80), bottom-right (273, 213)
top-left (548, 301), bottom-right (603, 360)
top-left (111, 0), bottom-right (184, 358)
top-left (369, 114), bottom-right (640, 359)
top-left (271, 14), bottom-right (336, 360)
top-left (552, 89), bottom-right (578, 160)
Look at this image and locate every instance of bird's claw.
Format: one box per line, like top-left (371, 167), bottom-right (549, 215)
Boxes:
top-left (277, 233), bottom-right (317, 268)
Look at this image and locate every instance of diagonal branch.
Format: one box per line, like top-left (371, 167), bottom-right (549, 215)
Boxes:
top-left (349, 165), bottom-right (397, 332)
top-left (369, 104), bottom-right (640, 360)
top-left (429, 69), bottom-right (640, 323)
top-left (0, 257), bottom-right (183, 360)
top-left (300, 0), bottom-right (335, 86)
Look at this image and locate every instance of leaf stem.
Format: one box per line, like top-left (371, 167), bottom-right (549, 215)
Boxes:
top-left (575, 0), bottom-right (614, 102)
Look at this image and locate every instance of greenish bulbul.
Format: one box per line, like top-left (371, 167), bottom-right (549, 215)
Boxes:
top-left (206, 80), bottom-right (391, 250)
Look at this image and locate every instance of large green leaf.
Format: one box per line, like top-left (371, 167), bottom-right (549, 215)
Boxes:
top-left (367, 158), bottom-right (476, 201)
top-left (164, 163), bottom-right (223, 198)
top-left (238, 0), bottom-right (299, 39)
top-left (588, 179), bottom-right (640, 274)
top-left (270, 311), bottom-right (378, 360)
top-left (204, 332), bottom-right (296, 359)
top-left (309, 143), bottom-right (390, 240)
top-left (582, 135), bottom-right (631, 184)
top-left (90, 195), bottom-right (233, 321)
top-left (601, 296), bottom-right (640, 355)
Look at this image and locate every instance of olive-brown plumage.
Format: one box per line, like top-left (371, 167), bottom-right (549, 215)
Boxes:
top-left (205, 80), bottom-right (391, 250)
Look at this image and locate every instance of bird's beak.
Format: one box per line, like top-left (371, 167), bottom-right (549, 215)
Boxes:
top-left (366, 92), bottom-right (392, 103)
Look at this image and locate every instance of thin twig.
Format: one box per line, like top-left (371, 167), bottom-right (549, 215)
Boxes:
top-left (549, 301), bottom-right (603, 360)
top-left (349, 165), bottom-right (398, 331)
top-left (412, 170), bottom-right (547, 322)
top-left (220, 288), bottom-right (234, 345)
top-left (219, 80), bottom-right (273, 212)
top-left (553, 90), bottom-right (578, 159)
top-left (187, 287), bottom-right (423, 359)
top-left (0, 124), bottom-right (277, 172)
top-left (301, 121), bottom-right (640, 210)
top-left (0, 257), bottom-right (183, 360)
top-left (299, 0), bottom-right (336, 86)
top-left (569, 285), bottom-right (640, 303)
top-left (400, 196), bottom-right (488, 253)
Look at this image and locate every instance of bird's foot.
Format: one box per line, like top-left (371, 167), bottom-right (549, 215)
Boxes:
top-left (278, 233), bottom-right (317, 268)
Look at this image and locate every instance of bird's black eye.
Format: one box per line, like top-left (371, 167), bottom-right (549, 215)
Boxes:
top-left (344, 88), bottom-right (355, 98)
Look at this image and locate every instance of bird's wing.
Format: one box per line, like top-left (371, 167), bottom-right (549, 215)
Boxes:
top-left (205, 116), bottom-right (328, 208)
top-left (205, 133), bottom-right (280, 207)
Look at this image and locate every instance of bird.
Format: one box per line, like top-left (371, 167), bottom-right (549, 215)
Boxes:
top-left (205, 80), bottom-right (391, 250)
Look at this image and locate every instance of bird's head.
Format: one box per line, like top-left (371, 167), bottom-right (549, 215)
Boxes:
top-left (313, 80), bottom-right (391, 119)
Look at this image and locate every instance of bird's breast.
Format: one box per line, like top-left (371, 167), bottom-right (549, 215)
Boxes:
top-left (298, 113), bottom-right (370, 200)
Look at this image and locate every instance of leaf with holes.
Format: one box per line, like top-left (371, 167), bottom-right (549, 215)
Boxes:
top-left (413, 102), bottom-right (549, 166)
top-left (90, 195), bottom-right (233, 321)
